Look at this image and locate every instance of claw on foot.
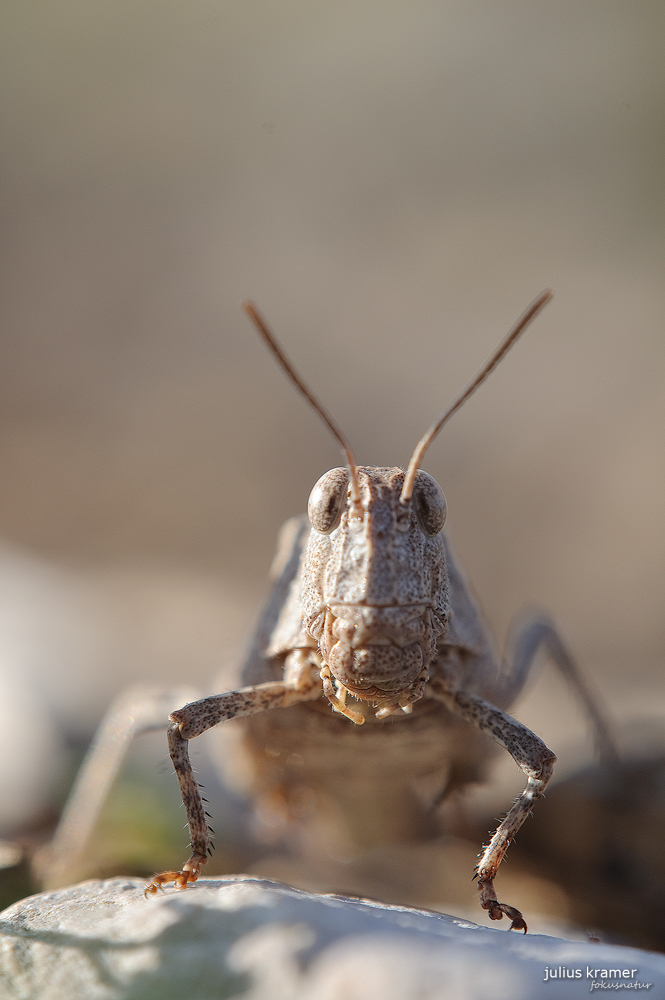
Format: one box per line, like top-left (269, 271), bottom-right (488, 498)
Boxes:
top-left (144, 853), bottom-right (207, 897)
top-left (477, 875), bottom-right (528, 933)
top-left (144, 869), bottom-right (197, 896)
top-left (486, 900), bottom-right (528, 933)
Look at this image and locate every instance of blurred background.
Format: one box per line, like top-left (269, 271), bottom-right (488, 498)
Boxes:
top-left (0, 0), bottom-right (663, 946)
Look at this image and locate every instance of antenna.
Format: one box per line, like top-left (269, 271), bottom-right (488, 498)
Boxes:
top-left (400, 290), bottom-right (554, 504)
top-left (242, 302), bottom-right (362, 508)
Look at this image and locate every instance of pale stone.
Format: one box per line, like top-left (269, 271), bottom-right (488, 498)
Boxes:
top-left (0, 877), bottom-right (663, 1000)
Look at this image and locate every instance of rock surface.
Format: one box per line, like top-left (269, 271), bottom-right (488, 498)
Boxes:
top-left (0, 877), bottom-right (663, 1000)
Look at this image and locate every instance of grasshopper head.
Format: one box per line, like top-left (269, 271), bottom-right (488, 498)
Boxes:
top-left (302, 466), bottom-right (449, 717)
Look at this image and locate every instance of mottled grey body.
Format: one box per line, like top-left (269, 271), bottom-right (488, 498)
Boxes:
top-left (150, 465), bottom-right (573, 932)
top-left (240, 500), bottom-right (503, 844)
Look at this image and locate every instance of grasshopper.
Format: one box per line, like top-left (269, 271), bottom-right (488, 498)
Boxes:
top-left (43, 291), bottom-right (616, 931)
top-left (137, 290), bottom-right (616, 931)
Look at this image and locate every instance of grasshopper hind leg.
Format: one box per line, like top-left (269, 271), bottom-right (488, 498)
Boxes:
top-left (496, 613), bottom-right (619, 765)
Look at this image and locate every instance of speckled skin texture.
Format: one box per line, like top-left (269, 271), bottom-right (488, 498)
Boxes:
top-left (148, 468), bottom-right (556, 931)
top-left (300, 469), bottom-right (447, 702)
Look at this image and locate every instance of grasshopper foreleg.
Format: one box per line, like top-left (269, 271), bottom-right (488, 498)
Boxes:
top-left (146, 661), bottom-right (322, 895)
top-left (426, 679), bottom-right (556, 932)
top-left (37, 685), bottom-right (199, 890)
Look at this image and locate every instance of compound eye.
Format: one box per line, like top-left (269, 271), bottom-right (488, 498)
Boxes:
top-left (308, 468), bottom-right (349, 534)
top-left (412, 471), bottom-right (446, 537)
